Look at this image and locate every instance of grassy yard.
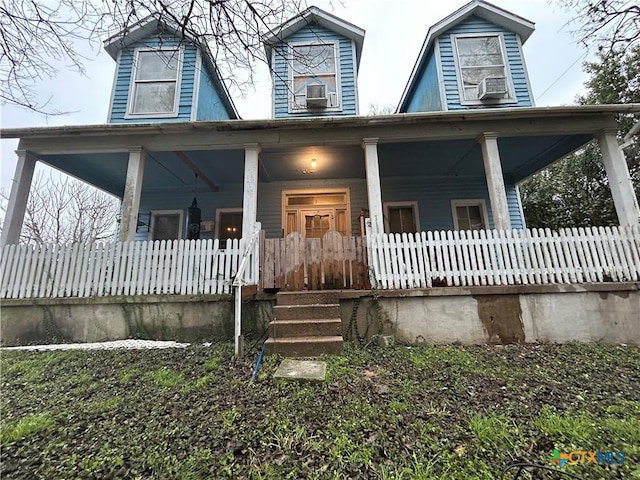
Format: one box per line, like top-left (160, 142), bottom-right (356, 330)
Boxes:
top-left (1, 342), bottom-right (639, 479)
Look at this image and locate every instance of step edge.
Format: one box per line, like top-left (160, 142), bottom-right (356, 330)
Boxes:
top-left (265, 336), bottom-right (343, 343)
top-left (273, 303), bottom-right (340, 310)
top-left (270, 318), bottom-right (342, 324)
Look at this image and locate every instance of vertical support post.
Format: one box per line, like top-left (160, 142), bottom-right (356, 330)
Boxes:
top-left (119, 148), bottom-right (146, 242)
top-left (477, 133), bottom-right (511, 230)
top-left (598, 129), bottom-right (640, 226)
top-left (242, 144), bottom-right (260, 240)
top-left (363, 138), bottom-right (384, 235)
top-left (234, 286), bottom-right (243, 356)
top-left (1, 150), bottom-right (37, 246)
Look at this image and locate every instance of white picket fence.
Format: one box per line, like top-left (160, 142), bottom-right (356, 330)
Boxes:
top-left (366, 226), bottom-right (640, 289)
top-left (0, 238), bottom-right (259, 299)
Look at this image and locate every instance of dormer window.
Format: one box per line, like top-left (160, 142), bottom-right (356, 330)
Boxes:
top-left (290, 43), bottom-right (339, 112)
top-left (453, 35), bottom-right (511, 103)
top-left (127, 48), bottom-right (182, 117)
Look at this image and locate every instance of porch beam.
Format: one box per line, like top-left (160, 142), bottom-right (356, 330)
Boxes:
top-left (173, 151), bottom-right (219, 192)
top-left (597, 129), bottom-right (640, 226)
top-left (13, 114), bottom-right (621, 156)
top-left (242, 144), bottom-right (260, 239)
top-left (477, 133), bottom-right (511, 230)
top-left (1, 150), bottom-right (37, 246)
top-left (363, 138), bottom-right (384, 235)
top-left (119, 148), bottom-right (146, 242)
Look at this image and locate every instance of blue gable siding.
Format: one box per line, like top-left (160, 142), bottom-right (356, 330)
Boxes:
top-left (438, 15), bottom-right (532, 111)
top-left (196, 61), bottom-right (231, 121)
top-left (272, 24), bottom-right (357, 118)
top-left (109, 35), bottom-right (198, 123)
top-left (405, 50), bottom-right (442, 112)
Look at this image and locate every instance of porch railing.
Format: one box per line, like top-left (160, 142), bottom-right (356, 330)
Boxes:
top-left (232, 223), bottom-right (261, 356)
top-left (1, 238), bottom-right (244, 299)
top-left (366, 226), bottom-right (640, 289)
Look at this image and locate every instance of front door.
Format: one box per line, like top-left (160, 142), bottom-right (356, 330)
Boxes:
top-left (301, 209), bottom-right (333, 238)
top-left (282, 189), bottom-right (351, 238)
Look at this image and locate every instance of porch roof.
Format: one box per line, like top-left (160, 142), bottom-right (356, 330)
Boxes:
top-left (3, 105), bottom-right (638, 197)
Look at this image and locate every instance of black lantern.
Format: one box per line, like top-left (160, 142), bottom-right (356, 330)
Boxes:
top-left (188, 197), bottom-right (201, 239)
top-left (187, 174), bottom-right (201, 240)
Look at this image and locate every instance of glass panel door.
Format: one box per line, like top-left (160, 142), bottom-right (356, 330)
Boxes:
top-left (301, 209), bottom-right (332, 238)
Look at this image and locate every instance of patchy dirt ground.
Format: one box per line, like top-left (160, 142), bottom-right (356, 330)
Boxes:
top-left (1, 342), bottom-right (638, 479)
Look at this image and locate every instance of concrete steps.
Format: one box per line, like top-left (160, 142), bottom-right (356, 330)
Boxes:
top-left (265, 291), bottom-right (343, 357)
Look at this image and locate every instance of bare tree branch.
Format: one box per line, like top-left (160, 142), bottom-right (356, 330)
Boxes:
top-left (556, 0), bottom-right (640, 50)
top-left (0, 172), bottom-right (119, 244)
top-left (0, 0), bottom-right (305, 114)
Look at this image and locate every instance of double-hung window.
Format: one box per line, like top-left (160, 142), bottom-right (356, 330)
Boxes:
top-left (149, 210), bottom-right (184, 240)
top-left (454, 35), bottom-right (509, 102)
top-left (216, 208), bottom-right (243, 248)
top-left (291, 43), bottom-right (339, 111)
top-left (384, 202), bottom-right (420, 234)
top-left (451, 200), bottom-right (488, 231)
top-left (129, 49), bottom-right (182, 117)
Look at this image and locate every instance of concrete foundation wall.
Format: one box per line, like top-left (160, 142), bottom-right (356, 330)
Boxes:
top-left (341, 283), bottom-right (640, 346)
top-left (2, 284), bottom-right (638, 347)
top-left (0, 295), bottom-right (274, 347)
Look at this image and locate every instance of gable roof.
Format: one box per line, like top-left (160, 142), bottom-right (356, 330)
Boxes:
top-left (397, 0), bottom-right (535, 112)
top-left (264, 6), bottom-right (365, 69)
top-left (103, 15), bottom-right (240, 119)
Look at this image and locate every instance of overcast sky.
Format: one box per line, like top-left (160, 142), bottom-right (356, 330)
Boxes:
top-left (0, 0), bottom-right (593, 195)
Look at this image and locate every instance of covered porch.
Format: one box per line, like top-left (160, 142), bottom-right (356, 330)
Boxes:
top-left (2, 105), bottom-right (639, 297)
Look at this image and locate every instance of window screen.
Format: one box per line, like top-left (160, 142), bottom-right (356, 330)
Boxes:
top-left (130, 50), bottom-right (180, 115)
top-left (388, 206), bottom-right (417, 234)
top-left (455, 36), bottom-right (506, 101)
top-left (151, 213), bottom-right (182, 240)
top-left (455, 204), bottom-right (486, 230)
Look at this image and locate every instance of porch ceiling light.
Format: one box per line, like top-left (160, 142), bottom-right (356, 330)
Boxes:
top-left (310, 158), bottom-right (317, 169)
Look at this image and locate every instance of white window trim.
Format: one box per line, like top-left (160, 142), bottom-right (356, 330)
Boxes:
top-left (215, 207), bottom-right (243, 240)
top-left (383, 201), bottom-right (420, 234)
top-left (287, 41), bottom-right (342, 114)
top-left (148, 209), bottom-right (184, 240)
top-left (451, 33), bottom-right (516, 106)
top-left (125, 47), bottom-right (183, 119)
top-left (451, 199), bottom-right (489, 231)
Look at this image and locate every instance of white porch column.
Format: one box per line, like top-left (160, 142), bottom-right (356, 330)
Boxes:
top-left (242, 143), bottom-right (260, 239)
top-left (363, 138), bottom-right (384, 235)
top-left (597, 129), bottom-right (640, 227)
top-left (1, 150), bottom-right (37, 246)
top-left (477, 133), bottom-right (511, 230)
top-left (119, 148), bottom-right (146, 242)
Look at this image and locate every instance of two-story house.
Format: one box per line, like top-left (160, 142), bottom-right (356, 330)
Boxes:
top-left (1, 1), bottom-right (638, 352)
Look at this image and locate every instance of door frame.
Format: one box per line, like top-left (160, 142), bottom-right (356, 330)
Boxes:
top-left (281, 188), bottom-right (352, 237)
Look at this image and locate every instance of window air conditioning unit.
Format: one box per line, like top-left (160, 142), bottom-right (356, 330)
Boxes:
top-left (477, 77), bottom-right (507, 99)
top-left (306, 84), bottom-right (327, 107)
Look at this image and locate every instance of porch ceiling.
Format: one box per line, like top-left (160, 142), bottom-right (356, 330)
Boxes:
top-left (37, 133), bottom-right (594, 197)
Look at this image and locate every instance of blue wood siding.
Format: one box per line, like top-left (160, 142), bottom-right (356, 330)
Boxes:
top-left (134, 175), bottom-right (524, 241)
top-left (405, 50), bottom-right (442, 112)
top-left (438, 15), bottom-right (532, 110)
top-left (381, 176), bottom-right (524, 230)
top-left (272, 24), bottom-right (357, 118)
top-left (109, 35), bottom-right (198, 123)
top-left (196, 62), bottom-right (231, 121)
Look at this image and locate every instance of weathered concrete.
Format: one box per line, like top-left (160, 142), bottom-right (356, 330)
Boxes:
top-left (340, 283), bottom-right (640, 345)
top-left (0, 295), bottom-right (273, 347)
top-left (273, 359), bottom-right (327, 382)
top-left (3, 283), bottom-right (639, 347)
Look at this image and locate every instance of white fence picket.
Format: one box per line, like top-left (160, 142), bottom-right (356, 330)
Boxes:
top-left (365, 226), bottom-right (640, 290)
top-left (2, 226), bottom-right (639, 299)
